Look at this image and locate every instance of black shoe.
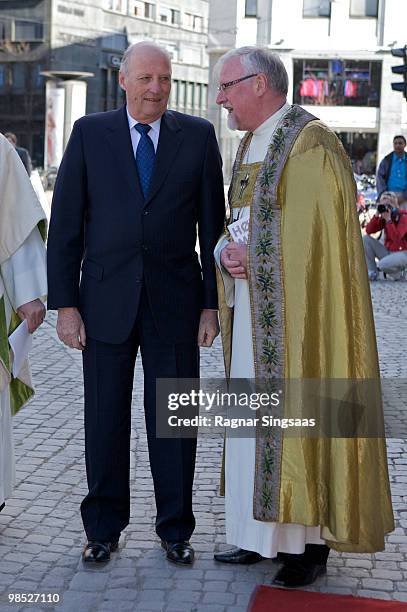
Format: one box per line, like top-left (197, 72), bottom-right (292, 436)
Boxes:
top-left (273, 559), bottom-right (327, 588)
top-left (161, 540), bottom-right (194, 565)
top-left (82, 540), bottom-right (119, 563)
top-left (0, 503), bottom-right (5, 513)
top-left (214, 547), bottom-right (264, 564)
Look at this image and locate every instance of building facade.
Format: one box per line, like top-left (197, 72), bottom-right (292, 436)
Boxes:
top-left (0, 0), bottom-right (209, 166)
top-left (208, 0), bottom-right (407, 180)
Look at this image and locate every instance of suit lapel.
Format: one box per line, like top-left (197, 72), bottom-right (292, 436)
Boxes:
top-left (104, 106), bottom-right (143, 201)
top-left (144, 111), bottom-right (183, 207)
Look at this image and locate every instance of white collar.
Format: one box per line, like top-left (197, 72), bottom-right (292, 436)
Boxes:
top-left (126, 107), bottom-right (162, 134)
top-left (252, 102), bottom-right (291, 137)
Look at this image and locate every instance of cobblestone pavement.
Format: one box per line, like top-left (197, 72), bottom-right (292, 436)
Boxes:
top-left (0, 280), bottom-right (406, 612)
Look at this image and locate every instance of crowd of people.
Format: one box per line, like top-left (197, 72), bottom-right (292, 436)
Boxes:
top-left (0, 42), bottom-right (399, 592)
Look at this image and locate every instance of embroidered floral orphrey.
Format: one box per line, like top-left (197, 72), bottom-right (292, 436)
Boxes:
top-left (241, 105), bottom-right (317, 521)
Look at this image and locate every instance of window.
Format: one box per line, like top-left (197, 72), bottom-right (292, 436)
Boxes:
top-left (178, 80), bottom-right (186, 108)
top-left (12, 64), bottom-right (25, 89)
top-left (303, 0), bottom-right (331, 17)
top-left (184, 12), bottom-right (193, 28)
top-left (201, 84), bottom-right (207, 111)
top-left (170, 9), bottom-right (180, 25)
top-left (195, 82), bottom-right (201, 110)
top-left (0, 20), bottom-right (6, 40)
top-left (161, 41), bottom-right (178, 61)
top-left (101, 68), bottom-right (123, 111)
top-left (171, 79), bottom-right (207, 116)
top-left (194, 83), bottom-right (205, 114)
top-left (181, 45), bottom-right (201, 65)
top-left (105, 0), bottom-right (126, 12)
top-left (193, 15), bottom-right (203, 31)
top-left (145, 2), bottom-right (154, 18)
top-left (245, 0), bottom-right (257, 18)
top-left (0, 64), bottom-right (11, 88)
top-left (170, 79), bottom-right (177, 107)
top-left (159, 8), bottom-right (168, 22)
top-left (102, 33), bottom-right (127, 52)
top-left (35, 64), bottom-right (44, 88)
top-left (184, 13), bottom-right (203, 31)
top-left (13, 20), bottom-right (44, 42)
top-left (186, 82), bottom-right (194, 111)
top-left (133, 1), bottom-right (155, 18)
top-left (159, 6), bottom-right (180, 25)
top-left (293, 58), bottom-right (382, 108)
top-left (350, 0), bottom-right (378, 17)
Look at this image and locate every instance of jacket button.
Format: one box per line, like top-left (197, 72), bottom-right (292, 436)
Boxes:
top-left (144, 210), bottom-right (149, 216)
top-left (142, 245), bottom-right (148, 252)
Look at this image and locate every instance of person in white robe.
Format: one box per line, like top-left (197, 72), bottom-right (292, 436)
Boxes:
top-left (0, 133), bottom-right (47, 512)
top-left (212, 47), bottom-right (393, 589)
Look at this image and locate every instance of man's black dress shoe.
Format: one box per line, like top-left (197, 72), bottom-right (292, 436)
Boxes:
top-left (82, 541), bottom-right (119, 563)
top-left (214, 548), bottom-right (264, 564)
top-left (273, 559), bottom-right (327, 588)
top-left (161, 540), bottom-right (194, 565)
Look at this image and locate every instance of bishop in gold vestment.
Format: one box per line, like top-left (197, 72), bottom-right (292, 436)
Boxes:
top-left (213, 47), bottom-right (394, 587)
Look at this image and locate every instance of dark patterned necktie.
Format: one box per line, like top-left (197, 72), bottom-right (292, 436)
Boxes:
top-left (135, 123), bottom-right (155, 198)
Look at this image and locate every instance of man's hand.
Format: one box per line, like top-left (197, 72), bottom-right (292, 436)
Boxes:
top-left (220, 242), bottom-right (248, 279)
top-left (57, 307), bottom-right (86, 350)
top-left (198, 309), bottom-right (220, 348)
top-left (17, 299), bottom-right (46, 333)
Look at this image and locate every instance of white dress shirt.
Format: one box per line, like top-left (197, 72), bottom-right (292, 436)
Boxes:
top-left (126, 108), bottom-right (161, 160)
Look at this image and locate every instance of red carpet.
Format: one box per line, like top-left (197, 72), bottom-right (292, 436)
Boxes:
top-left (248, 586), bottom-right (407, 611)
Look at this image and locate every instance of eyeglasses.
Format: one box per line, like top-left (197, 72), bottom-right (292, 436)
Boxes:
top-left (217, 73), bottom-right (259, 92)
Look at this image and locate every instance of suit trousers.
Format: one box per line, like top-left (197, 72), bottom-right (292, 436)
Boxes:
top-left (80, 287), bottom-right (199, 543)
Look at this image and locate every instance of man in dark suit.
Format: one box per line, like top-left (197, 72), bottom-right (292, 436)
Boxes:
top-left (47, 42), bottom-right (225, 565)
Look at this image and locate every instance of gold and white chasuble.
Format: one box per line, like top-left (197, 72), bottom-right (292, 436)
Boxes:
top-left (214, 104), bottom-right (394, 555)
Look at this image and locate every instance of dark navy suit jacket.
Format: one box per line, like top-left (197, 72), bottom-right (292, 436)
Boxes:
top-left (47, 106), bottom-right (225, 344)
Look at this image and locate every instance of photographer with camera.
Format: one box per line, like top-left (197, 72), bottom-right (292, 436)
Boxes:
top-left (363, 191), bottom-right (407, 281)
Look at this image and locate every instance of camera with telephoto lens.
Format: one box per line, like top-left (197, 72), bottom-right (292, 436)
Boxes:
top-left (377, 204), bottom-right (400, 218)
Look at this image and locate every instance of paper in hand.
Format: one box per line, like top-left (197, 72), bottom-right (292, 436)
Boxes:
top-left (8, 320), bottom-right (32, 378)
top-left (227, 218), bottom-right (249, 244)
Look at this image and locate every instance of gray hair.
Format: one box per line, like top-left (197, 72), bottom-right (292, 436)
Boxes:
top-left (120, 41), bottom-right (171, 75)
top-left (215, 46), bottom-right (288, 96)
